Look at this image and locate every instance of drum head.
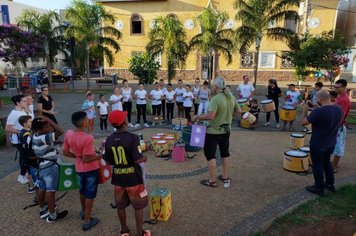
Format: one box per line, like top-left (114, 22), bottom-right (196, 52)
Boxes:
top-left (282, 105), bottom-right (295, 110)
top-left (156, 133), bottom-right (165, 136)
top-left (157, 140), bottom-right (167, 144)
top-left (152, 136), bottom-right (161, 139)
top-left (285, 150), bottom-right (308, 157)
top-left (299, 146), bottom-right (310, 152)
top-left (291, 133), bottom-right (305, 138)
top-left (237, 98), bottom-right (248, 103)
top-left (242, 112), bottom-right (250, 119)
top-left (261, 99), bottom-right (272, 104)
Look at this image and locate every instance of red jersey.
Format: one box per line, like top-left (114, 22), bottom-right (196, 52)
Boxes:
top-left (335, 91), bottom-right (351, 126)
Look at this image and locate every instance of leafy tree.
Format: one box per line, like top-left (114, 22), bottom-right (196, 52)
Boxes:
top-left (17, 9), bottom-right (68, 89)
top-left (65, 0), bottom-right (122, 89)
top-left (146, 16), bottom-right (188, 83)
top-left (0, 25), bottom-right (43, 67)
top-left (287, 31), bottom-right (350, 84)
top-left (189, 6), bottom-right (234, 84)
top-left (234, 0), bottom-right (299, 87)
top-left (129, 53), bottom-right (160, 84)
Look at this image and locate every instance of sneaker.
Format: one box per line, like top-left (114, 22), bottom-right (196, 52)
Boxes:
top-left (142, 229), bottom-right (151, 236)
top-left (33, 196), bottom-right (39, 204)
top-left (40, 208), bottom-right (50, 219)
top-left (46, 210), bottom-right (68, 223)
top-left (80, 210), bottom-right (85, 220)
top-left (135, 123), bottom-right (140, 128)
top-left (144, 123), bottom-right (149, 128)
top-left (306, 185), bottom-right (324, 196)
top-left (82, 217), bottom-right (99, 231)
top-left (128, 123), bottom-right (134, 128)
top-left (263, 122), bottom-right (270, 126)
top-left (17, 175), bottom-right (29, 184)
top-left (325, 184), bottom-right (336, 193)
top-left (275, 123), bottom-right (280, 129)
top-left (28, 186), bottom-right (37, 194)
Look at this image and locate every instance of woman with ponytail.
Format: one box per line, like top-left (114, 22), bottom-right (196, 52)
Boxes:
top-left (192, 74), bottom-right (242, 188)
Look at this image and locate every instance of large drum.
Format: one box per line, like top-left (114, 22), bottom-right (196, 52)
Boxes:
top-left (298, 146), bottom-right (311, 166)
top-left (260, 99), bottom-right (275, 112)
top-left (305, 108), bottom-right (313, 131)
top-left (151, 136), bottom-right (162, 151)
top-left (164, 136), bottom-right (175, 151)
top-left (58, 163), bottom-right (79, 191)
top-left (242, 112), bottom-right (256, 124)
top-left (289, 133), bottom-right (305, 149)
top-left (155, 140), bottom-right (169, 157)
top-left (280, 105), bottom-right (296, 121)
top-left (283, 150), bottom-right (309, 173)
top-left (237, 98), bottom-right (250, 112)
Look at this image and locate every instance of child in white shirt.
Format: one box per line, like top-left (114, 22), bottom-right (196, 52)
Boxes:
top-left (134, 83), bottom-right (149, 128)
top-left (183, 85), bottom-right (194, 122)
top-left (97, 94), bottom-right (109, 133)
top-left (149, 82), bottom-right (164, 124)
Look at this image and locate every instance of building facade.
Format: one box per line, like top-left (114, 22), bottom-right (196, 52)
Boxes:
top-left (98, 0), bottom-right (340, 82)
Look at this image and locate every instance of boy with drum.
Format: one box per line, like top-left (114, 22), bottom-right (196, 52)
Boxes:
top-left (281, 84), bottom-right (301, 131)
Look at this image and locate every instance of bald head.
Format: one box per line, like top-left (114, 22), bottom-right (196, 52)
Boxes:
top-left (316, 89), bottom-right (331, 103)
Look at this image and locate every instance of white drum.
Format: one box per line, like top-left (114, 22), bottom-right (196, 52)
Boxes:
top-left (260, 99), bottom-right (275, 112)
top-left (242, 112), bottom-right (256, 124)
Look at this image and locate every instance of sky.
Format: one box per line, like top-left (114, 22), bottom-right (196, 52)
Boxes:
top-left (13, 0), bottom-right (77, 10)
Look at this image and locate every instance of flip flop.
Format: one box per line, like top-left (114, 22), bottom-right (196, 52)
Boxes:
top-left (120, 230), bottom-right (130, 236)
top-left (200, 179), bottom-right (217, 187)
top-left (218, 175), bottom-right (230, 184)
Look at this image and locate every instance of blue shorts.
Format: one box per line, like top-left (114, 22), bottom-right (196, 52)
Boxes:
top-left (38, 164), bottom-right (59, 192)
top-left (28, 166), bottom-right (39, 187)
top-left (77, 169), bottom-right (99, 199)
top-left (333, 125), bottom-right (346, 157)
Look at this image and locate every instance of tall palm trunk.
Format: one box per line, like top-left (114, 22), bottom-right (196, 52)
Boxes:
top-left (86, 48), bottom-right (90, 89)
top-left (253, 33), bottom-right (262, 88)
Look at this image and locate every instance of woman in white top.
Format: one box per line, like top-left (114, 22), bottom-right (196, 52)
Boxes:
top-left (164, 83), bottom-right (176, 123)
top-left (193, 78), bottom-right (201, 115)
top-left (97, 94), bottom-right (109, 133)
top-left (121, 79), bottom-right (134, 127)
top-left (110, 87), bottom-right (123, 111)
top-left (182, 84), bottom-right (194, 122)
top-left (198, 81), bottom-right (211, 116)
top-left (133, 83), bottom-right (149, 128)
top-left (174, 79), bottom-right (186, 118)
top-left (149, 82), bottom-right (164, 124)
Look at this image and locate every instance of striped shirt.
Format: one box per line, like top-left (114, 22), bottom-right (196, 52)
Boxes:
top-left (32, 132), bottom-right (58, 167)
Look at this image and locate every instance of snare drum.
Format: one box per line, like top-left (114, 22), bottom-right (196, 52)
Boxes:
top-left (283, 150), bottom-right (309, 173)
top-left (289, 133), bottom-right (305, 149)
top-left (155, 140), bottom-right (169, 157)
top-left (260, 99), bottom-right (275, 112)
top-left (280, 105), bottom-right (296, 121)
top-left (237, 98), bottom-right (250, 112)
top-left (242, 112), bottom-right (256, 124)
top-left (58, 163), bottom-right (79, 191)
top-left (298, 146), bottom-right (311, 166)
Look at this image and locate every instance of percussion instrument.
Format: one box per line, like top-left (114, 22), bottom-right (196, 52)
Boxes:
top-left (155, 140), bottom-right (169, 157)
top-left (289, 133), bottom-right (305, 149)
top-left (182, 126), bottom-right (200, 152)
top-left (151, 136), bottom-right (161, 151)
top-left (242, 112), bottom-right (256, 124)
top-left (280, 105), bottom-right (296, 121)
top-left (260, 99), bottom-right (275, 113)
top-left (164, 136), bottom-right (175, 150)
top-left (172, 118), bottom-right (187, 131)
top-left (190, 124), bottom-right (206, 148)
top-left (240, 117), bottom-right (253, 129)
top-left (156, 133), bottom-right (166, 139)
top-left (298, 146), bottom-right (311, 166)
top-left (58, 162), bottom-right (79, 191)
top-left (237, 98), bottom-right (250, 112)
top-left (283, 150), bottom-right (309, 173)
top-left (149, 188), bottom-right (172, 221)
top-left (98, 158), bottom-right (112, 184)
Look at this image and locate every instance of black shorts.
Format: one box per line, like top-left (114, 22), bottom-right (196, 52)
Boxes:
top-left (203, 133), bottom-right (230, 161)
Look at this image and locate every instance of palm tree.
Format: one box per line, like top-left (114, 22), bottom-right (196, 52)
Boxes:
top-left (189, 5), bottom-right (234, 85)
top-left (146, 16), bottom-right (188, 83)
top-left (65, 0), bottom-right (122, 89)
top-left (17, 10), bottom-right (68, 89)
top-left (234, 0), bottom-right (300, 87)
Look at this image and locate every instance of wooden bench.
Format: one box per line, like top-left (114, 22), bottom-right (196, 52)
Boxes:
top-left (52, 78), bottom-right (68, 90)
top-left (96, 79), bottom-right (114, 89)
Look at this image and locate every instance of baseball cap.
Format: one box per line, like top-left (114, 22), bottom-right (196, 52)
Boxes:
top-left (214, 77), bottom-right (226, 89)
top-left (108, 110), bottom-right (128, 126)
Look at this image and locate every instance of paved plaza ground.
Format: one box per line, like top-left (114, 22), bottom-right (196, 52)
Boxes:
top-left (0, 79), bottom-right (355, 235)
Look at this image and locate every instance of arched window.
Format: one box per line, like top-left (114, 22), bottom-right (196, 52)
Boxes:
top-left (131, 14), bottom-right (143, 35)
top-left (167, 13), bottom-right (178, 19)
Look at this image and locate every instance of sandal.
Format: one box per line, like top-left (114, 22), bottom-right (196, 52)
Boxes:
top-left (120, 230), bottom-right (130, 236)
top-left (200, 179), bottom-right (217, 187)
top-left (218, 175), bottom-right (230, 184)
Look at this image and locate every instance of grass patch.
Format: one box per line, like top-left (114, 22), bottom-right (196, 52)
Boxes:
top-left (0, 96), bottom-right (13, 106)
top-left (261, 184), bottom-right (356, 235)
top-left (346, 112), bottom-right (356, 125)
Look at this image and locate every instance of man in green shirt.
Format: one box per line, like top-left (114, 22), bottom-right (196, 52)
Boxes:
top-left (192, 76), bottom-right (241, 187)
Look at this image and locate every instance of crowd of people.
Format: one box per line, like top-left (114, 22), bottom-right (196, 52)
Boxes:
top-left (3, 73), bottom-right (352, 234)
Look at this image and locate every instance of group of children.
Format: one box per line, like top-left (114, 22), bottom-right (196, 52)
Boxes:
top-left (15, 108), bottom-right (151, 235)
top-left (81, 78), bottom-right (212, 134)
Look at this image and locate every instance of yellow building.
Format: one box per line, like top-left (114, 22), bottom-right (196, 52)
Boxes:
top-left (97, 0), bottom-right (340, 82)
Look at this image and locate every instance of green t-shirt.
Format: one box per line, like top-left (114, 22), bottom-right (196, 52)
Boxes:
top-left (207, 93), bottom-right (239, 134)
